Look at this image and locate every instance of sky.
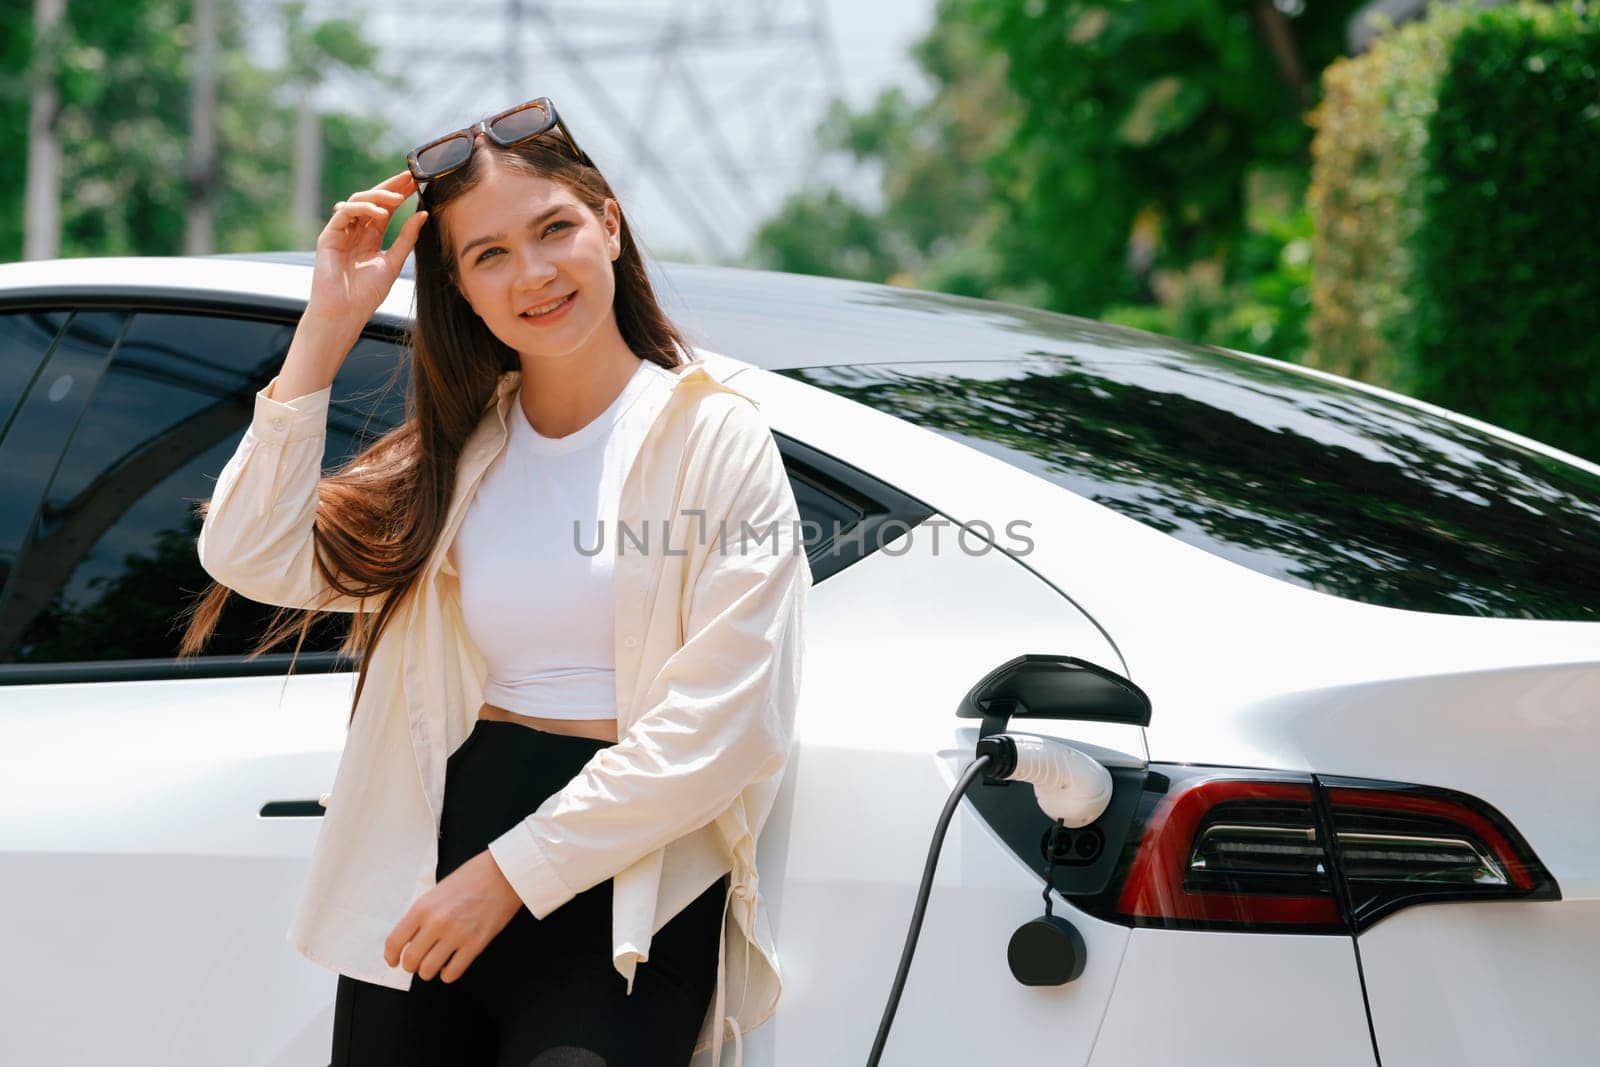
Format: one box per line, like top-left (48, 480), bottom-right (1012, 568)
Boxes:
top-left (258, 0), bottom-right (938, 264)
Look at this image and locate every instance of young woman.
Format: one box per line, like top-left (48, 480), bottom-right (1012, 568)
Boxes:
top-left (180, 98), bottom-right (810, 1067)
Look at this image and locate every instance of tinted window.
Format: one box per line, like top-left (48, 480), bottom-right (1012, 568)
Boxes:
top-left (0, 310), bottom-right (69, 436)
top-left (775, 435), bottom-right (932, 583)
top-left (0, 312), bottom-right (407, 666)
top-left (789, 469), bottom-right (864, 544)
top-left (0, 310), bottom-right (121, 625)
top-left (782, 354), bottom-right (1600, 620)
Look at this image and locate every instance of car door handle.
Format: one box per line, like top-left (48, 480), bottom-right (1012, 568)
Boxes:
top-left (259, 800), bottom-right (327, 817)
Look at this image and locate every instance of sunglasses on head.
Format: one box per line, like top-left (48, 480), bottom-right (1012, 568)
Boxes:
top-left (405, 97), bottom-right (588, 202)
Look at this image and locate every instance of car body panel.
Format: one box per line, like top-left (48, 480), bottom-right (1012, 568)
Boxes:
top-left (0, 670), bottom-right (348, 1065)
top-left (1088, 928), bottom-right (1376, 1065)
top-left (1358, 900), bottom-right (1600, 1065)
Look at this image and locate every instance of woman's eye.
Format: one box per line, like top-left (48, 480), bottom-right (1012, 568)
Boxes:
top-left (471, 222), bottom-right (567, 264)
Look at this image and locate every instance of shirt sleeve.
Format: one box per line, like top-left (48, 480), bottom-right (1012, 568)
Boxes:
top-left (196, 375), bottom-right (381, 614)
top-left (486, 397), bottom-right (811, 918)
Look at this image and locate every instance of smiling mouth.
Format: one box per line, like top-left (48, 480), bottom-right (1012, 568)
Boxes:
top-left (521, 293), bottom-right (576, 318)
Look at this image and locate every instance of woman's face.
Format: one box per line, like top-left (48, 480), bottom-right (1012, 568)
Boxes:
top-left (443, 155), bottom-right (623, 361)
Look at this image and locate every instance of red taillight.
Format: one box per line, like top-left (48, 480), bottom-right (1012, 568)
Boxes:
top-left (1114, 774), bottom-right (1343, 930)
top-left (1068, 767), bottom-right (1560, 934)
top-left (1328, 787), bottom-right (1532, 889)
top-left (1321, 778), bottom-right (1559, 929)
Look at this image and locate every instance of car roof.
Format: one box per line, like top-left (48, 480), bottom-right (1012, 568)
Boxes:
top-left (0, 251), bottom-right (1234, 373)
top-left (2, 252), bottom-right (1595, 479)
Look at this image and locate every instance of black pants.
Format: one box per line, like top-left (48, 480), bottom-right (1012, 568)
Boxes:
top-left (330, 719), bottom-right (728, 1067)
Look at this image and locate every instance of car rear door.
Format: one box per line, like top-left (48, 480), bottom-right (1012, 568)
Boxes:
top-left (0, 306), bottom-right (407, 1067)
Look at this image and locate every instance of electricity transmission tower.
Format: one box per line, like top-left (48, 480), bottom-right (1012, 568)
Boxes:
top-left (283, 0), bottom-right (845, 263)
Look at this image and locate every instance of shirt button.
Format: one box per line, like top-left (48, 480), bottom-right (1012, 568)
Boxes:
top-left (271, 417), bottom-right (287, 431)
top-left (623, 635), bottom-right (638, 649)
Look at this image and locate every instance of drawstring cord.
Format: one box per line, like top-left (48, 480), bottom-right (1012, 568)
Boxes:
top-left (711, 871), bottom-right (758, 1067)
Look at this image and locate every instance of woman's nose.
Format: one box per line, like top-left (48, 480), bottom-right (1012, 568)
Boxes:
top-left (514, 249), bottom-right (558, 292)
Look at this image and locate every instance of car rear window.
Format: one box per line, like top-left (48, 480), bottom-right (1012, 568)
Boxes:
top-left (780, 353), bottom-right (1600, 621)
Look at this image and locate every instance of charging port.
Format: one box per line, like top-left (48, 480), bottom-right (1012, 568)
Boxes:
top-left (1040, 825), bottom-right (1105, 867)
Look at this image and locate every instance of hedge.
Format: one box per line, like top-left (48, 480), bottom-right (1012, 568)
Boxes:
top-left (1307, 1), bottom-right (1600, 461)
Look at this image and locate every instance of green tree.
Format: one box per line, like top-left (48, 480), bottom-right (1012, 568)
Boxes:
top-left (978, 0), bottom-right (1359, 313)
top-left (0, 0), bottom-right (400, 260)
top-left (750, 0), bottom-right (1361, 361)
top-left (748, 11), bottom-right (1032, 302)
top-left (0, 0), bottom-right (36, 257)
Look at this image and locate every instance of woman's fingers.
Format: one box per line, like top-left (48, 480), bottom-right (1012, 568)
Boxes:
top-left (329, 173), bottom-right (416, 232)
top-left (415, 935), bottom-right (458, 982)
top-left (332, 200), bottom-right (389, 225)
top-left (384, 909), bottom-right (422, 968)
top-left (399, 924), bottom-right (441, 976)
top-left (325, 200), bottom-right (391, 249)
top-left (383, 209), bottom-right (430, 273)
top-left (437, 936), bottom-right (482, 984)
top-left (376, 169), bottom-right (418, 196)
top-left (316, 172), bottom-right (424, 289)
top-left (346, 187), bottom-right (408, 208)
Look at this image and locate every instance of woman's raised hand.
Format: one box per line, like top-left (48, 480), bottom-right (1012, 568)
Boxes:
top-left (306, 170), bottom-right (430, 330)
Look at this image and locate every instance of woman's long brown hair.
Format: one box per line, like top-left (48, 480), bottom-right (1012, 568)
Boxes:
top-left (177, 135), bottom-right (693, 725)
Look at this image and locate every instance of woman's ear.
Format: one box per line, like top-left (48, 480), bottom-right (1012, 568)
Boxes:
top-left (604, 199), bottom-right (622, 262)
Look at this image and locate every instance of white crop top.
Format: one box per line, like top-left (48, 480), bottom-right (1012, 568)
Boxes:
top-left (453, 358), bottom-right (674, 720)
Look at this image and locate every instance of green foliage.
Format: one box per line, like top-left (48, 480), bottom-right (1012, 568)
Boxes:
top-left (1103, 173), bottom-right (1314, 363)
top-left (1309, 0), bottom-right (1600, 460)
top-left (747, 17), bottom-right (1024, 300)
top-left (1411, 2), bottom-right (1600, 461)
top-left (968, 0), bottom-right (1361, 318)
top-left (283, 1), bottom-right (391, 90)
top-left (1307, 2), bottom-right (1469, 388)
top-left (322, 111), bottom-right (406, 232)
top-left (55, 0), bottom-right (194, 255)
top-left (749, 0), bottom-right (1360, 363)
top-left (0, 0), bottom-right (36, 257)
top-left (748, 183), bottom-right (901, 282)
top-left (0, 0), bottom-right (399, 259)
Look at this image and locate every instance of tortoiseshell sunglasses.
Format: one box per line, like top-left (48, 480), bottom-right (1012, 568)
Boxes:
top-left (405, 97), bottom-right (587, 202)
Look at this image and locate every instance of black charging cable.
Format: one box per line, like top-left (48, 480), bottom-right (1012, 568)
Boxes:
top-left (865, 754), bottom-right (992, 1066)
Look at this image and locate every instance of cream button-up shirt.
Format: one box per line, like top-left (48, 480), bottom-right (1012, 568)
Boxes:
top-left (197, 354), bottom-right (810, 1067)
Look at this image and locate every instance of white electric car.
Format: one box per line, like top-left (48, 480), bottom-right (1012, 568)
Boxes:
top-left (2, 255), bottom-right (1596, 1066)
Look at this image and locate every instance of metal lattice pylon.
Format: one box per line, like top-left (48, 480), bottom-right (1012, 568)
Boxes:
top-left (293, 0), bottom-right (845, 262)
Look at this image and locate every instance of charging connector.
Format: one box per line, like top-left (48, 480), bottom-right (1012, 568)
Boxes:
top-left (976, 732), bottom-right (1114, 827)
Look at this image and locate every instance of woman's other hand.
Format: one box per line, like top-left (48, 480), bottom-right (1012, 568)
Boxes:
top-left (384, 851), bottom-right (523, 983)
top-left (307, 170), bottom-right (429, 333)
